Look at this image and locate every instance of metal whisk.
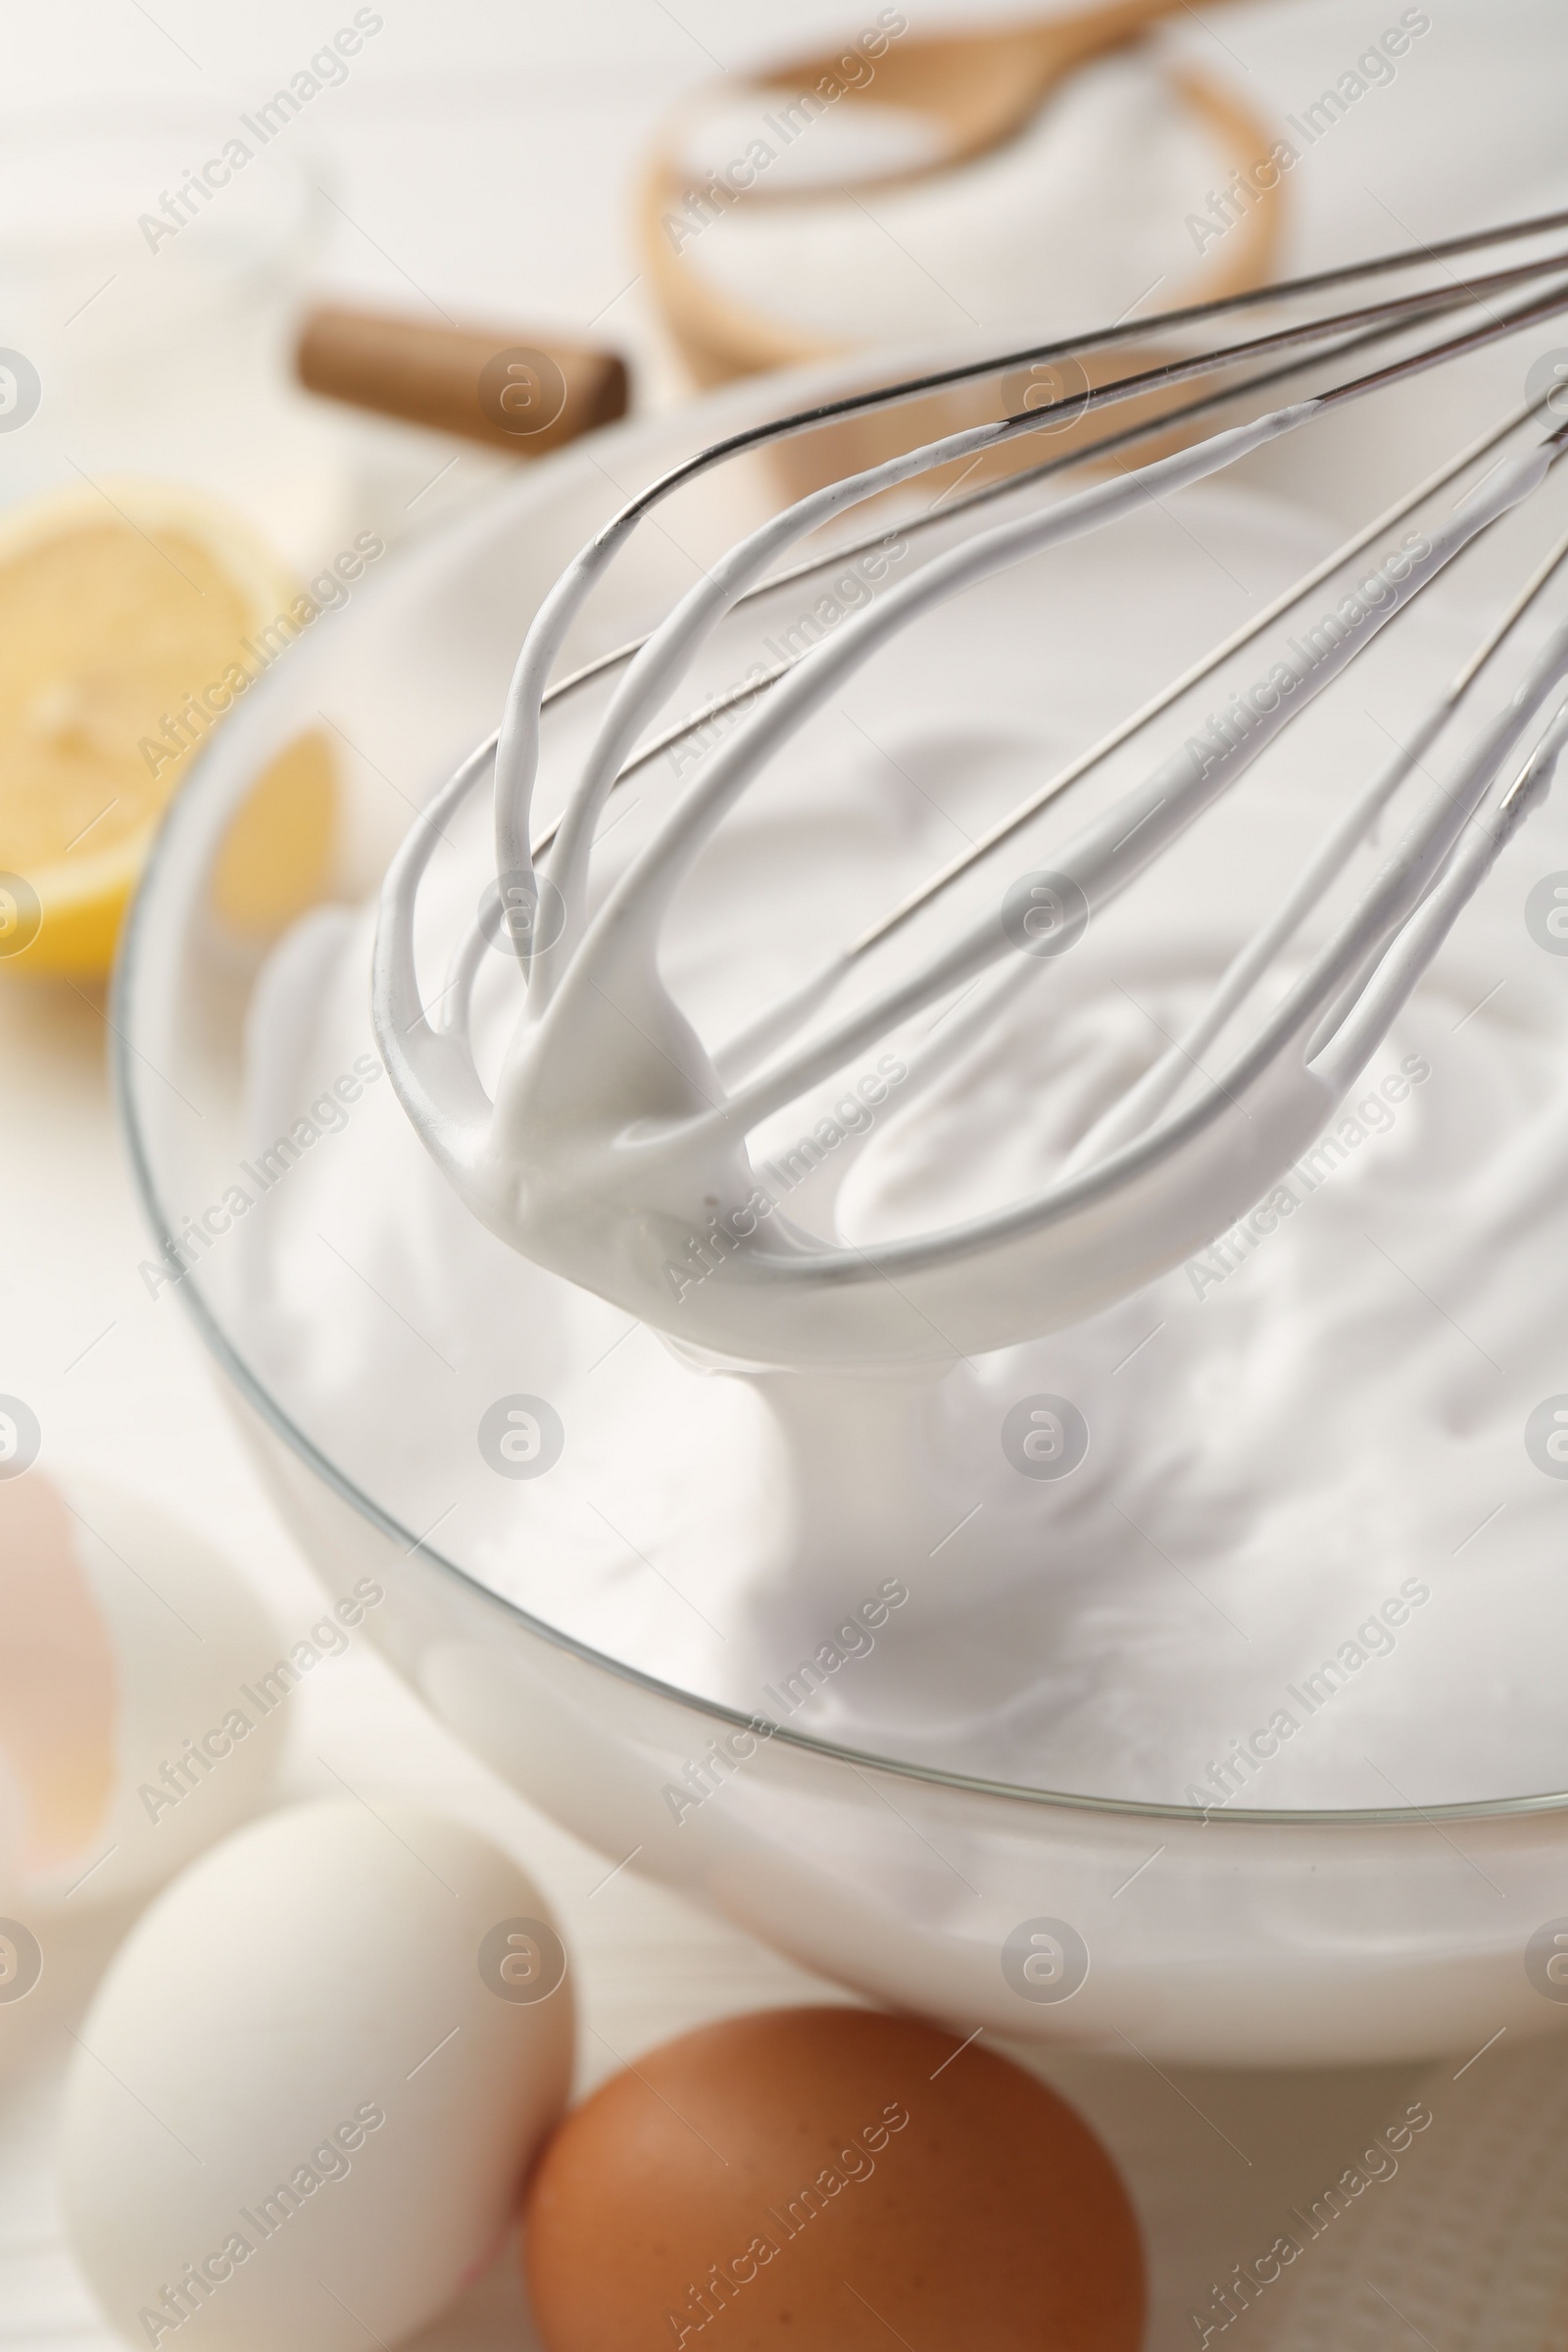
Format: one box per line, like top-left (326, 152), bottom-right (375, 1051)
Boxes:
top-left (374, 210), bottom-right (1568, 1368)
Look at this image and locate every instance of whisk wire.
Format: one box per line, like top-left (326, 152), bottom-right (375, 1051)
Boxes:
top-left (373, 214), bottom-right (1568, 1365)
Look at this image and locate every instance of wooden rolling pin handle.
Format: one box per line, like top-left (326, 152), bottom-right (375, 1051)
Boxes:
top-left (296, 306), bottom-right (629, 456)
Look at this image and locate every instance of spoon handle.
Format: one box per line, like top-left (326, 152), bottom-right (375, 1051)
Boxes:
top-left (296, 306), bottom-right (629, 456)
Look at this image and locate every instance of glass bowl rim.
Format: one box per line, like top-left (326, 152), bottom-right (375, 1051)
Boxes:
top-left (110, 343), bottom-right (1568, 1838)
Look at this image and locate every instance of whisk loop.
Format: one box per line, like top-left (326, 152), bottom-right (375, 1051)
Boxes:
top-left (375, 213), bottom-right (1568, 1367)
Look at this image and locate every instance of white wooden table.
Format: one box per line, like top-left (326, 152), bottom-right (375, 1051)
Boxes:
top-left (4, 5), bottom-right (1566, 2341)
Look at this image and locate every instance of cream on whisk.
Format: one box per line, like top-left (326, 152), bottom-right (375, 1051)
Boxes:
top-left (373, 325), bottom-right (1567, 1375)
top-left (237, 450), bottom-right (1568, 1815)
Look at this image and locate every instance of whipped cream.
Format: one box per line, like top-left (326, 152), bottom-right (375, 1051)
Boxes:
top-left (234, 476), bottom-right (1568, 1814)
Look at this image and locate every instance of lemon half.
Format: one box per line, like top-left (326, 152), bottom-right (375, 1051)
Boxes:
top-left (0, 480), bottom-right (335, 977)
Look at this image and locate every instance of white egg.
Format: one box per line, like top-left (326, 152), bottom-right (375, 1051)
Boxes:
top-left (0, 1471), bottom-right (293, 1913)
top-left (60, 1798), bottom-right (575, 2352)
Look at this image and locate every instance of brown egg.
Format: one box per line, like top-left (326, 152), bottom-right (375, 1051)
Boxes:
top-left (523, 2004), bottom-right (1144, 2350)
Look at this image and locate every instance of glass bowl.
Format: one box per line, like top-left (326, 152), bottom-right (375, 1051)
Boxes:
top-left (115, 346), bottom-right (1568, 2068)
